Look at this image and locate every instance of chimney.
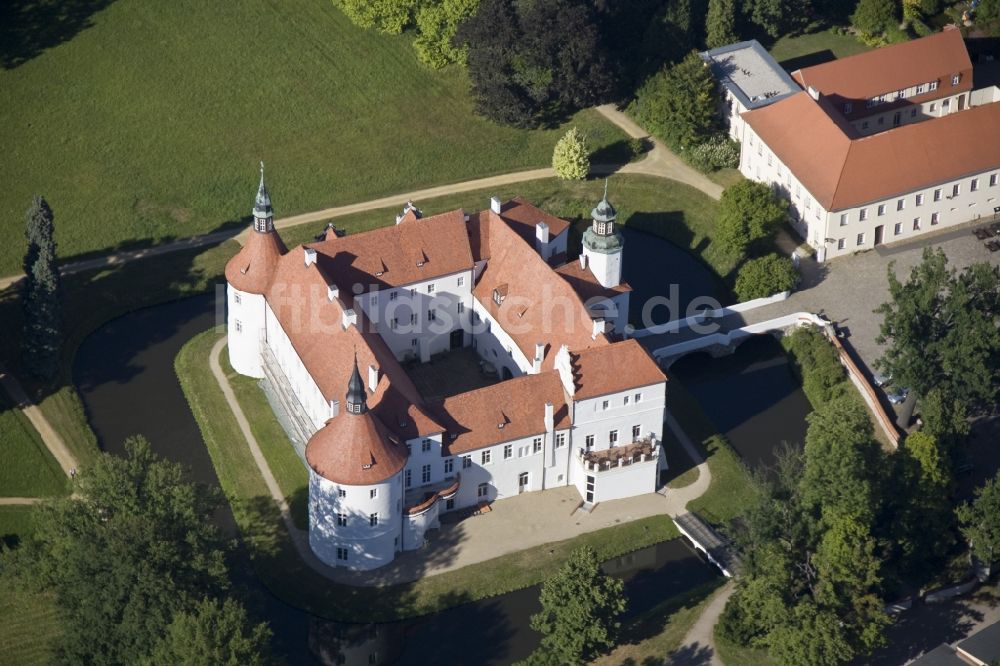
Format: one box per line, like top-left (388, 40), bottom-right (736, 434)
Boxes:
top-left (490, 196), bottom-right (502, 214)
top-left (807, 85), bottom-right (820, 101)
top-left (535, 221), bottom-right (550, 244)
top-left (544, 402), bottom-right (554, 433)
top-left (330, 399), bottom-right (340, 419)
top-left (368, 364), bottom-right (378, 392)
top-left (532, 342), bottom-right (545, 374)
top-left (327, 284), bottom-right (339, 302)
top-left (342, 308), bottom-right (357, 329)
top-left (304, 247), bottom-right (317, 267)
top-left (579, 254), bottom-right (588, 269)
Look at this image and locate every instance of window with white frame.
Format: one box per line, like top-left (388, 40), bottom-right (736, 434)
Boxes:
top-left (609, 430), bottom-right (618, 445)
top-left (410, 313), bottom-right (417, 324)
top-left (632, 424), bottom-right (641, 439)
top-left (585, 434), bottom-right (595, 448)
top-left (857, 233), bottom-right (865, 246)
top-left (894, 222), bottom-right (902, 235)
top-left (913, 218), bottom-right (921, 231)
top-left (338, 488), bottom-right (347, 498)
top-left (877, 204), bottom-right (886, 216)
top-left (427, 283), bottom-right (435, 293)
top-left (840, 213), bottom-right (848, 226)
top-left (602, 400), bottom-right (609, 410)
top-left (390, 290), bottom-right (398, 301)
top-left (457, 302), bottom-right (465, 314)
top-left (952, 74), bottom-right (960, 85)
top-left (623, 395), bottom-right (630, 405)
top-left (370, 513), bottom-right (379, 527)
top-left (934, 188), bottom-right (942, 202)
top-left (897, 199), bottom-right (905, 211)
top-left (427, 309), bottom-right (436, 321)
top-left (421, 464), bottom-right (431, 484)
top-left (404, 469), bottom-right (412, 487)
top-left (634, 392), bottom-right (642, 402)
top-left (930, 81), bottom-right (938, 91)
top-left (837, 238), bottom-right (846, 250)
top-left (503, 444), bottom-right (512, 459)
top-left (235, 319), bottom-right (242, 333)
top-left (482, 450), bottom-right (491, 465)
top-left (952, 184), bottom-right (960, 197)
top-left (444, 458), bottom-right (454, 474)
top-left (931, 212), bottom-right (940, 225)
top-left (462, 455), bottom-right (472, 468)
top-left (390, 318), bottom-right (398, 330)
top-left (370, 488), bottom-right (378, 499)
top-left (991, 174), bottom-right (998, 187)
top-left (457, 276), bottom-right (465, 287)
top-left (477, 483), bottom-right (489, 498)
top-left (972, 178), bottom-right (980, 192)
top-left (916, 194), bottom-right (924, 206)
top-left (843, 102), bottom-right (852, 114)
top-left (859, 208), bottom-right (868, 221)
top-left (336, 547), bottom-right (348, 561)
top-left (233, 292), bottom-right (241, 305)
top-left (532, 437), bottom-right (542, 454)
top-left (555, 433), bottom-right (566, 448)
top-left (411, 338), bottom-right (418, 348)
top-left (916, 84), bottom-right (925, 93)
top-left (337, 513), bottom-right (347, 526)
top-left (421, 439), bottom-right (431, 452)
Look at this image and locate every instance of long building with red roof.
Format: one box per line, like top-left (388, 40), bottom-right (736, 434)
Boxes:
top-left (225, 171), bottom-right (667, 571)
top-left (709, 28), bottom-right (1000, 261)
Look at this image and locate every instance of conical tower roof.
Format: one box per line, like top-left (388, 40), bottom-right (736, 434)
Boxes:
top-left (254, 161), bottom-right (273, 217)
top-left (591, 179), bottom-right (617, 223)
top-left (346, 355), bottom-right (368, 414)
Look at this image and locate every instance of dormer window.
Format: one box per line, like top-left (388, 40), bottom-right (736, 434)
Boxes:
top-left (492, 285), bottom-right (508, 306)
top-left (843, 102), bottom-right (852, 114)
top-left (952, 74), bottom-right (961, 86)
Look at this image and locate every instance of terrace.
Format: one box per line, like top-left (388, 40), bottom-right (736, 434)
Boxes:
top-left (404, 475), bottom-right (461, 517)
top-left (579, 437), bottom-right (660, 473)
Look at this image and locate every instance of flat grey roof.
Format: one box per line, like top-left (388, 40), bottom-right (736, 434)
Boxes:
top-left (700, 40), bottom-right (800, 110)
top-left (958, 620), bottom-right (1000, 663)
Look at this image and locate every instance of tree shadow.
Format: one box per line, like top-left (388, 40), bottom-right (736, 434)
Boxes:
top-left (666, 641), bottom-right (716, 666)
top-left (1, 0), bottom-right (117, 70)
top-left (590, 139), bottom-right (638, 167)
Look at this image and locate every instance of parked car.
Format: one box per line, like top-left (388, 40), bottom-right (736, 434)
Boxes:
top-left (873, 371), bottom-right (892, 387)
top-left (887, 387), bottom-right (910, 404)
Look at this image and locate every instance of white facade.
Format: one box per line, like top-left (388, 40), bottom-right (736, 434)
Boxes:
top-left (309, 468), bottom-right (403, 571)
top-left (469, 301), bottom-right (533, 379)
top-left (227, 286), bottom-right (267, 378)
top-left (581, 244), bottom-right (622, 290)
top-left (849, 90), bottom-right (969, 136)
top-left (264, 301), bottom-right (331, 430)
top-left (739, 122), bottom-right (1000, 260)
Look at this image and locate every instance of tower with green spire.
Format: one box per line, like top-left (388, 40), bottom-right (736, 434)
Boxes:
top-left (581, 180), bottom-right (624, 288)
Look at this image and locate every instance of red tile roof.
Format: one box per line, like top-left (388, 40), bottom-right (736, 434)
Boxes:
top-left (743, 92), bottom-right (1000, 210)
top-left (306, 411), bottom-right (408, 485)
top-left (434, 371), bottom-right (571, 455)
top-left (473, 209), bottom-right (609, 369)
top-left (569, 339), bottom-right (666, 400)
top-left (497, 197), bottom-right (571, 246)
top-left (554, 259), bottom-right (632, 303)
top-left (225, 229), bottom-right (287, 295)
top-left (309, 209), bottom-right (474, 290)
top-left (791, 28), bottom-right (972, 122)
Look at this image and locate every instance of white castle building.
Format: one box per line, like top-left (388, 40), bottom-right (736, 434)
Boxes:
top-left (225, 167), bottom-right (668, 571)
top-left (703, 28), bottom-right (1000, 261)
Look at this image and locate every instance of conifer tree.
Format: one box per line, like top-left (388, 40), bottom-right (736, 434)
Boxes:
top-left (552, 127), bottom-right (590, 180)
top-left (706, 0), bottom-right (740, 48)
top-left (21, 196), bottom-right (62, 379)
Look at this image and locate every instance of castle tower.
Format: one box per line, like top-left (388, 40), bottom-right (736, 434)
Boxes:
top-left (305, 357), bottom-right (408, 571)
top-left (224, 162), bottom-right (287, 378)
top-left (581, 180), bottom-right (624, 289)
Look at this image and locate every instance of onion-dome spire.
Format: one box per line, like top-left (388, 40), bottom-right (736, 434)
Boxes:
top-left (253, 161), bottom-right (274, 233)
top-left (591, 178), bottom-right (617, 228)
top-left (346, 354), bottom-right (368, 414)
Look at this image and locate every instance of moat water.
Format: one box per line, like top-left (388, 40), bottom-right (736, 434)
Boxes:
top-left (70, 233), bottom-right (810, 663)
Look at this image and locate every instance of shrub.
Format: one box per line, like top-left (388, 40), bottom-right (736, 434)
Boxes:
top-left (552, 127), bottom-right (590, 180)
top-left (688, 134), bottom-right (740, 172)
top-left (734, 253), bottom-right (798, 301)
top-left (782, 327), bottom-right (851, 407)
top-left (715, 180), bottom-right (788, 257)
top-left (628, 137), bottom-right (646, 159)
top-left (629, 52), bottom-right (718, 152)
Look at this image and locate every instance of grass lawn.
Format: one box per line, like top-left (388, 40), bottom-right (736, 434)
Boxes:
top-left (768, 28), bottom-right (871, 71)
top-left (593, 579), bottom-right (727, 665)
top-left (0, 586), bottom-right (62, 666)
top-left (0, 505), bottom-right (39, 549)
top-left (0, 0), bottom-right (628, 275)
top-left (0, 393), bottom-right (68, 497)
top-left (177, 327), bottom-right (681, 621)
top-left (665, 377), bottom-right (755, 526)
top-left (715, 631), bottom-right (777, 666)
top-left (0, 174), bottom-right (724, 475)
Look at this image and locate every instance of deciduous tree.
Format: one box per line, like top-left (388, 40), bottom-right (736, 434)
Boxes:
top-left (706, 0), bottom-right (739, 48)
top-left (734, 253), bottom-right (798, 301)
top-left (552, 127), bottom-right (590, 180)
top-left (630, 51), bottom-right (718, 151)
top-left (715, 180), bottom-right (788, 257)
top-left (7, 436), bottom-right (234, 664)
top-left (332, 0), bottom-right (418, 33)
top-left (875, 248), bottom-right (1000, 417)
top-left (851, 0), bottom-right (897, 37)
top-left (957, 472), bottom-right (1000, 566)
top-left (142, 597), bottom-right (272, 666)
top-left (529, 546), bottom-right (626, 664)
top-left (413, 0), bottom-right (479, 68)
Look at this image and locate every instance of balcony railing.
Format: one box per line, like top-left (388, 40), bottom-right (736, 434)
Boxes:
top-left (578, 437), bottom-right (659, 473)
top-left (405, 474), bottom-right (461, 518)
top-left (260, 342), bottom-right (316, 445)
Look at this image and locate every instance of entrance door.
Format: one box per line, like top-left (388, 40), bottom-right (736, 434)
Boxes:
top-left (893, 111), bottom-right (902, 127)
top-left (585, 475), bottom-right (595, 503)
top-left (449, 329), bottom-right (463, 349)
top-left (874, 225), bottom-right (884, 245)
top-left (958, 95), bottom-right (965, 111)
top-left (518, 472), bottom-right (529, 494)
